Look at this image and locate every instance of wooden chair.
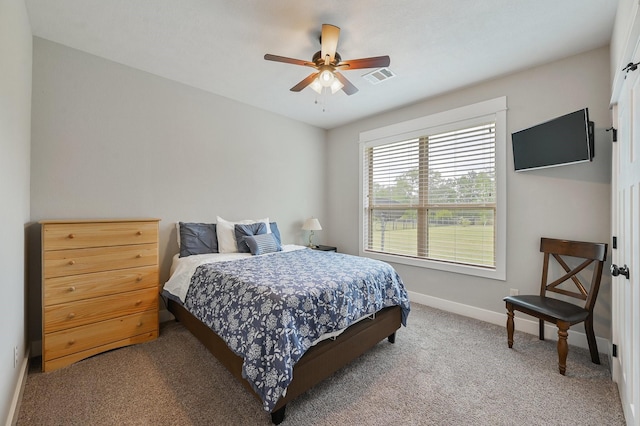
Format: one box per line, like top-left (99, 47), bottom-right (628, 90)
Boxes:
top-left (503, 237), bottom-right (607, 375)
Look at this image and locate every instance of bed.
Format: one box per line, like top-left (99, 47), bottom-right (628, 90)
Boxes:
top-left (163, 220), bottom-right (410, 424)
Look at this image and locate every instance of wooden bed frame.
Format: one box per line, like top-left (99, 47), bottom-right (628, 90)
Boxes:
top-left (167, 299), bottom-right (402, 424)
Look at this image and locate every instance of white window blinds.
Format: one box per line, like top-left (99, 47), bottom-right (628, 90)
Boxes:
top-left (364, 122), bottom-right (497, 268)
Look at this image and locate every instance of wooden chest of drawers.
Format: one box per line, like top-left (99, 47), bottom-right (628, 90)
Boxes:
top-left (40, 218), bottom-right (160, 372)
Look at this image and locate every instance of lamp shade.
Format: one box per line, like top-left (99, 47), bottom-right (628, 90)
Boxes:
top-left (310, 78), bottom-right (323, 94)
top-left (302, 218), bottom-right (322, 231)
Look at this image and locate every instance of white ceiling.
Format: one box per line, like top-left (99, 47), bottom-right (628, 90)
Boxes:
top-left (25, 0), bottom-right (619, 130)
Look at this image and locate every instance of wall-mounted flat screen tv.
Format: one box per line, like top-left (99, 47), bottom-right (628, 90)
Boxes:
top-left (511, 108), bottom-right (594, 172)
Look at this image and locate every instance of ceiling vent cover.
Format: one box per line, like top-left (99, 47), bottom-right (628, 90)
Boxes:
top-left (362, 68), bottom-right (396, 84)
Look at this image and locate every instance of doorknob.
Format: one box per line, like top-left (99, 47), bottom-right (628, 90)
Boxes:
top-left (611, 264), bottom-right (630, 279)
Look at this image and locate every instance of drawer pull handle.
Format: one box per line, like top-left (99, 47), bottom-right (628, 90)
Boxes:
top-left (136, 275), bottom-right (143, 281)
top-left (68, 339), bottom-right (75, 346)
top-left (67, 312), bottom-right (75, 319)
top-left (135, 300), bottom-right (142, 306)
top-left (137, 322), bottom-right (143, 327)
top-left (136, 231), bottom-right (143, 236)
top-left (69, 286), bottom-right (76, 292)
top-left (68, 260), bottom-right (75, 265)
top-left (68, 233), bottom-right (75, 239)
top-left (136, 254), bottom-right (142, 258)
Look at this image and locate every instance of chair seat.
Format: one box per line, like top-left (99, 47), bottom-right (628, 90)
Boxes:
top-left (503, 295), bottom-right (589, 324)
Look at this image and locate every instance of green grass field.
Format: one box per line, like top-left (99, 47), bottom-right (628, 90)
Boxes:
top-left (369, 224), bottom-right (495, 266)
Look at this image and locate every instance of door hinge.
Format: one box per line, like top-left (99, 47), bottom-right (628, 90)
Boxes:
top-left (613, 236), bottom-right (617, 249)
top-left (613, 344), bottom-right (618, 358)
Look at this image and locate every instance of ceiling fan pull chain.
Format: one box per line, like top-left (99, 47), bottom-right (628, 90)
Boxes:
top-left (314, 90), bottom-right (328, 112)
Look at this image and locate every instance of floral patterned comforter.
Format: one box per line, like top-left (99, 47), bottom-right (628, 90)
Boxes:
top-left (183, 248), bottom-right (410, 412)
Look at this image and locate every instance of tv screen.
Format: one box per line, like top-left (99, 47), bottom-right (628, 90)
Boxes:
top-left (512, 108), bottom-right (594, 172)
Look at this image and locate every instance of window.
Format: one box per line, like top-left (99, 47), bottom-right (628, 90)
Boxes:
top-left (359, 97), bottom-right (506, 280)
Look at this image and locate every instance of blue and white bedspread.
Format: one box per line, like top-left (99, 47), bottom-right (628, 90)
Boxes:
top-left (183, 248), bottom-right (410, 412)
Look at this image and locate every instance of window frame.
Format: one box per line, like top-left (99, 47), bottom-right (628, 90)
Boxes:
top-left (358, 97), bottom-right (507, 280)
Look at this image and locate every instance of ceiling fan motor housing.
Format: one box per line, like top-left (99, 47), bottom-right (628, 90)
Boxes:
top-left (312, 50), bottom-right (341, 67)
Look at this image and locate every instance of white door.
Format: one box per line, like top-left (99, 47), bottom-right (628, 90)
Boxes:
top-left (612, 59), bottom-right (640, 426)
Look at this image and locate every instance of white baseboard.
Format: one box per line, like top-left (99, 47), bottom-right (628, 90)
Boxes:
top-left (407, 291), bottom-right (611, 359)
top-left (5, 348), bottom-right (29, 426)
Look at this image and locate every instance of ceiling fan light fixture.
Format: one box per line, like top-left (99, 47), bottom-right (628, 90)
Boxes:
top-left (318, 67), bottom-right (336, 87)
top-left (309, 78), bottom-right (323, 94)
top-left (330, 79), bottom-right (344, 94)
top-left (310, 75), bottom-right (343, 94)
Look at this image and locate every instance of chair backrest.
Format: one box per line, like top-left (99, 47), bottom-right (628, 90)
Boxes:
top-left (539, 238), bottom-right (608, 311)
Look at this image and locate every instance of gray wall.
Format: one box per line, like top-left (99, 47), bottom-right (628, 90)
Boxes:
top-left (28, 41), bottom-right (614, 347)
top-left (327, 46), bottom-right (613, 339)
top-left (0, 0), bottom-right (32, 422)
top-left (29, 38), bottom-right (327, 344)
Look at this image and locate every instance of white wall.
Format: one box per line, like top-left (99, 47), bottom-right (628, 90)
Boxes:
top-left (327, 46), bottom-right (613, 339)
top-left (0, 0), bottom-right (32, 423)
top-left (29, 38), bottom-right (327, 346)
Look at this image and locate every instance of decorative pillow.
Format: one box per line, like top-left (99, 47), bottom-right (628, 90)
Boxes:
top-left (178, 222), bottom-right (218, 257)
top-left (216, 216), bottom-right (270, 253)
top-left (235, 222), bottom-right (267, 253)
top-left (244, 233), bottom-right (282, 256)
top-left (269, 222), bottom-right (282, 246)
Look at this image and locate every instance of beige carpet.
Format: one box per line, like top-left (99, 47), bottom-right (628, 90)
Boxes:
top-left (17, 303), bottom-right (625, 425)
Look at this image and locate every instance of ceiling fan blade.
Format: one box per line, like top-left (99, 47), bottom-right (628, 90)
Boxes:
top-left (336, 55), bottom-right (391, 70)
top-left (290, 73), bottom-right (319, 92)
top-left (321, 24), bottom-right (340, 64)
top-left (334, 72), bottom-right (358, 95)
top-left (264, 54), bottom-right (316, 68)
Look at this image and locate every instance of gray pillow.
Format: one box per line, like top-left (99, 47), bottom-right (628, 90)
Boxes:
top-left (243, 233), bottom-right (282, 256)
top-left (235, 222), bottom-right (267, 253)
top-left (269, 222), bottom-right (282, 246)
top-left (179, 222), bottom-right (218, 257)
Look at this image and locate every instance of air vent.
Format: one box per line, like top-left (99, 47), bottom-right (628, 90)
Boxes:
top-left (362, 68), bottom-right (396, 85)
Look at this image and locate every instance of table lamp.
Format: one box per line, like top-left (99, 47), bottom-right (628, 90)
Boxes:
top-left (302, 217), bottom-right (322, 248)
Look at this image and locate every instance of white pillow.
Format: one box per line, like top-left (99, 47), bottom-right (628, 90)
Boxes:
top-left (216, 216), bottom-right (270, 253)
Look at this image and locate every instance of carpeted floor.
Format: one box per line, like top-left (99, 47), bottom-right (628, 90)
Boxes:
top-left (17, 303), bottom-right (625, 425)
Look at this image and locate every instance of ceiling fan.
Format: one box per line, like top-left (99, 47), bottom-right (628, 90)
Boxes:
top-left (264, 24), bottom-right (390, 96)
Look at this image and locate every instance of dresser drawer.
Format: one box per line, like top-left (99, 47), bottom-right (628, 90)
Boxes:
top-left (44, 310), bottom-right (158, 362)
top-left (44, 265), bottom-right (158, 306)
top-left (43, 331), bottom-right (157, 372)
top-left (42, 221), bottom-right (158, 250)
top-left (44, 288), bottom-right (158, 333)
top-left (43, 243), bottom-right (157, 278)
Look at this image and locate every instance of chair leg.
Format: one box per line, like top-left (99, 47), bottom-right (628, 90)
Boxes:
top-left (539, 319), bottom-right (545, 340)
top-left (557, 321), bottom-right (570, 375)
top-left (506, 304), bottom-right (514, 348)
top-left (584, 317), bottom-right (601, 365)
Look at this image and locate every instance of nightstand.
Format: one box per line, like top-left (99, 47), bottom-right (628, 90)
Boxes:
top-left (312, 245), bottom-right (337, 252)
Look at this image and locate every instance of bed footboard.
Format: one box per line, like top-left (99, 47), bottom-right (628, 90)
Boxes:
top-left (167, 299), bottom-right (402, 424)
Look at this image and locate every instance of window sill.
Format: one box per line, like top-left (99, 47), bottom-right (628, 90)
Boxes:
top-left (361, 250), bottom-right (506, 281)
